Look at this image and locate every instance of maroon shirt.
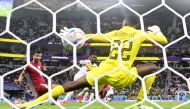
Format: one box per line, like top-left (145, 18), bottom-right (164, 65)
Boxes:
top-left (24, 61), bottom-right (46, 91)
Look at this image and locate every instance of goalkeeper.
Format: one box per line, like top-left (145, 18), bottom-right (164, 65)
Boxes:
top-left (17, 23), bottom-right (167, 108)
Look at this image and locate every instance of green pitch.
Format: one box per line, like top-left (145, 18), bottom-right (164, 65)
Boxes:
top-left (1, 101), bottom-right (190, 109)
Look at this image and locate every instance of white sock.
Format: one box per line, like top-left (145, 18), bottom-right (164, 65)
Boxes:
top-left (88, 93), bottom-right (94, 102)
top-left (64, 91), bottom-right (74, 101)
top-left (83, 92), bottom-right (89, 102)
top-left (78, 90), bottom-right (85, 96)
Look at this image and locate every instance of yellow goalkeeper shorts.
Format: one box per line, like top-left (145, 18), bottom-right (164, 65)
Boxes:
top-left (86, 61), bottom-right (138, 89)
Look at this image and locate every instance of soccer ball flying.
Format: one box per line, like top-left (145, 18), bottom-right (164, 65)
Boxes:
top-left (60, 27), bottom-right (86, 50)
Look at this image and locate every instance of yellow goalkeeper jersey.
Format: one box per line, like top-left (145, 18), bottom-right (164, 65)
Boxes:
top-left (86, 26), bottom-right (167, 88)
top-left (87, 26), bottom-right (168, 68)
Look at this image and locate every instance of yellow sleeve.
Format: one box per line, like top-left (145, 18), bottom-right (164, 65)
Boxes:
top-left (86, 26), bottom-right (137, 42)
top-left (86, 30), bottom-right (117, 43)
top-left (86, 63), bottom-right (93, 70)
top-left (140, 31), bottom-right (168, 44)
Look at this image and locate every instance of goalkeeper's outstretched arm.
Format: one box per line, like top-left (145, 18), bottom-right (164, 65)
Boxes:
top-left (86, 30), bottom-right (117, 43)
top-left (59, 26), bottom-right (167, 44)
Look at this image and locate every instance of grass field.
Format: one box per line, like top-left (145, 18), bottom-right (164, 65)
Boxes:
top-left (1, 101), bottom-right (190, 109)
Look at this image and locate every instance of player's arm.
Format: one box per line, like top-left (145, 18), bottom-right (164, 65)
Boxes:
top-left (144, 33), bottom-right (168, 44)
top-left (14, 69), bottom-right (26, 84)
top-left (86, 30), bottom-right (117, 43)
top-left (86, 26), bottom-right (136, 42)
top-left (42, 66), bottom-right (47, 71)
top-left (141, 25), bottom-right (168, 44)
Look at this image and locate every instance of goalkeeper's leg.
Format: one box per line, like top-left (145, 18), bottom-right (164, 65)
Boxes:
top-left (137, 75), bottom-right (156, 101)
top-left (132, 63), bottom-right (157, 109)
top-left (17, 76), bottom-right (91, 108)
top-left (136, 63), bottom-right (157, 101)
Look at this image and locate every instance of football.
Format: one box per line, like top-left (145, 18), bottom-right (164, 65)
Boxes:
top-left (60, 27), bottom-right (86, 50)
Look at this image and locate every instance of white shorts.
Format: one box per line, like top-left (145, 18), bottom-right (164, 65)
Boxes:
top-left (107, 89), bottom-right (114, 95)
top-left (74, 70), bottom-right (88, 81)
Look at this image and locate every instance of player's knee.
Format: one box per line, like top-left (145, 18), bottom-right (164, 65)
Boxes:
top-left (144, 63), bottom-right (157, 71)
top-left (150, 63), bottom-right (158, 71)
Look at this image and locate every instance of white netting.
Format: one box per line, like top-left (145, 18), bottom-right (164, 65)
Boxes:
top-left (1, 0), bottom-right (190, 109)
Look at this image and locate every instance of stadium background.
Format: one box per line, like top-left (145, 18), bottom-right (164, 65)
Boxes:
top-left (0, 0), bottom-right (190, 109)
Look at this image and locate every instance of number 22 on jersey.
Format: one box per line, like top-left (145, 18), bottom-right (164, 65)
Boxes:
top-left (109, 39), bottom-right (133, 61)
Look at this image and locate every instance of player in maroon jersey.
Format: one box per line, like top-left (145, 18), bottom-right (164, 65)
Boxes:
top-left (14, 50), bottom-right (48, 98)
